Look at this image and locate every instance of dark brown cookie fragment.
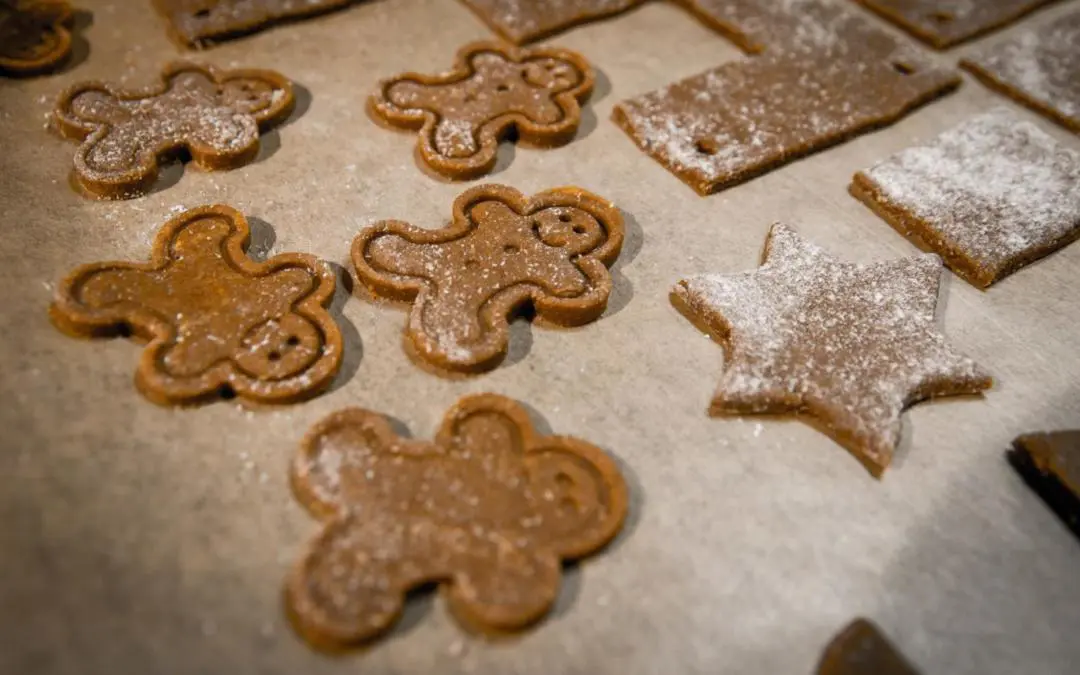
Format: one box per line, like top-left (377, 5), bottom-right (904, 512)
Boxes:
top-left (817, 619), bottom-right (922, 674)
top-left (154, 0), bottom-right (360, 47)
top-left (0, 0), bottom-right (73, 75)
top-left (1010, 431), bottom-right (1080, 540)
top-left (961, 9), bottom-right (1080, 132)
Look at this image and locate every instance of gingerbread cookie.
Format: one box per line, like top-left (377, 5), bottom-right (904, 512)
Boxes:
top-left (853, 0), bottom-right (1059, 49)
top-left (674, 0), bottom-right (903, 55)
top-left (671, 224), bottom-right (991, 478)
top-left (50, 205), bottom-right (342, 406)
top-left (369, 42), bottom-right (594, 180)
top-left (458, 0), bottom-right (645, 44)
top-left (1010, 431), bottom-right (1080, 540)
top-left (154, 0), bottom-right (358, 47)
top-left (53, 62), bottom-right (294, 199)
top-left (962, 10), bottom-right (1080, 132)
top-left (0, 0), bottom-right (73, 75)
top-left (851, 109), bottom-right (1080, 289)
top-left (817, 619), bottom-right (921, 675)
top-left (612, 13), bottom-right (958, 195)
top-left (352, 184), bottom-right (623, 374)
top-left (286, 393), bottom-right (628, 646)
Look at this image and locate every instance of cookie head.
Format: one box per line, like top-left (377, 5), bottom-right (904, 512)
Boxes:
top-left (232, 313), bottom-right (325, 381)
top-left (218, 74), bottom-right (291, 119)
top-left (530, 204), bottom-right (606, 256)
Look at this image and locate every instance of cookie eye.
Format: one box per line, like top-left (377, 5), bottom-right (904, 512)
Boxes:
top-left (496, 83), bottom-right (510, 93)
top-left (503, 244), bottom-right (520, 254)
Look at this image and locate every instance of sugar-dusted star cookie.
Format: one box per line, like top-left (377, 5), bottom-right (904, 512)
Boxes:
top-left (671, 223), bottom-right (991, 477)
top-left (286, 393), bottom-right (628, 646)
top-left (50, 205), bottom-right (342, 406)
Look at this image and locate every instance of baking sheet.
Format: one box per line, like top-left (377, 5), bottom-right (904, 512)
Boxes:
top-left (2, 1), bottom-right (1079, 673)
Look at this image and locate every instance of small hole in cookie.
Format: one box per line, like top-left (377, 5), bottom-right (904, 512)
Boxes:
top-left (464, 258), bottom-right (479, 268)
top-left (268, 350), bottom-right (282, 362)
top-left (559, 496), bottom-right (579, 513)
top-left (286, 336), bottom-right (300, 347)
top-left (572, 224), bottom-right (586, 234)
top-left (555, 471), bottom-right (574, 487)
top-left (217, 384), bottom-right (236, 400)
top-left (695, 138), bottom-right (719, 155)
top-left (496, 83), bottom-right (510, 92)
top-left (194, 8), bottom-right (211, 19)
top-left (891, 61), bottom-right (915, 76)
top-left (928, 10), bottom-right (953, 23)
top-left (463, 92), bottom-right (476, 103)
top-left (503, 244), bottom-right (520, 254)
top-left (558, 213), bottom-right (572, 223)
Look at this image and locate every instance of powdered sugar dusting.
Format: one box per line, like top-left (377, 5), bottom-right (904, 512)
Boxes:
top-left (859, 108), bottom-right (1080, 285)
top-left (460, 0), bottom-right (644, 41)
top-left (963, 10), bottom-right (1080, 128)
top-left (673, 224), bottom-right (990, 474)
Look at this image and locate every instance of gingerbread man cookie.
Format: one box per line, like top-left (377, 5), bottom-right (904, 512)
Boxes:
top-left (53, 62), bottom-right (294, 199)
top-left (287, 393), bottom-right (628, 646)
top-left (351, 184), bottom-right (623, 374)
top-left (50, 205), bottom-right (342, 406)
top-left (369, 42), bottom-right (594, 180)
top-left (0, 0), bottom-right (74, 75)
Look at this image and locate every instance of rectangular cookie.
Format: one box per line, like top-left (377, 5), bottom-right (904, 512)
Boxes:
top-left (153, 0), bottom-right (361, 47)
top-left (850, 108), bottom-right (1080, 288)
top-left (612, 22), bottom-right (958, 196)
top-left (961, 10), bottom-right (1080, 132)
top-left (852, 0), bottom-right (1062, 48)
top-left (457, 0), bottom-right (646, 44)
top-left (674, 0), bottom-right (898, 55)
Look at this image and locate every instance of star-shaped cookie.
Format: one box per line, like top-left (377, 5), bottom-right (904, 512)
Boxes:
top-left (671, 223), bottom-right (992, 477)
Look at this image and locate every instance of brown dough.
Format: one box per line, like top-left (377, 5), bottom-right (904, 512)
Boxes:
top-left (457, 0), bottom-right (646, 44)
top-left (286, 393), bottom-right (628, 647)
top-left (612, 18), bottom-right (958, 195)
top-left (671, 224), bottom-right (991, 478)
top-left (153, 0), bottom-right (361, 47)
top-left (850, 108), bottom-right (1080, 289)
top-left (351, 184), bottom-right (623, 374)
top-left (1010, 431), bottom-right (1080, 539)
top-left (961, 9), bottom-right (1080, 132)
top-left (49, 205), bottom-right (343, 406)
top-left (0, 0), bottom-right (73, 75)
top-left (369, 41), bottom-right (594, 180)
top-left (853, 0), bottom-right (1061, 48)
top-left (816, 619), bottom-right (922, 674)
top-left (53, 61), bottom-right (294, 199)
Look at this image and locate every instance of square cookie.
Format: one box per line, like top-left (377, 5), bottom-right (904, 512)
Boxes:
top-left (852, 0), bottom-right (1061, 48)
top-left (851, 108), bottom-right (1080, 288)
top-left (154, 0), bottom-right (359, 47)
top-left (961, 9), bottom-right (1080, 132)
top-left (458, 0), bottom-right (646, 44)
